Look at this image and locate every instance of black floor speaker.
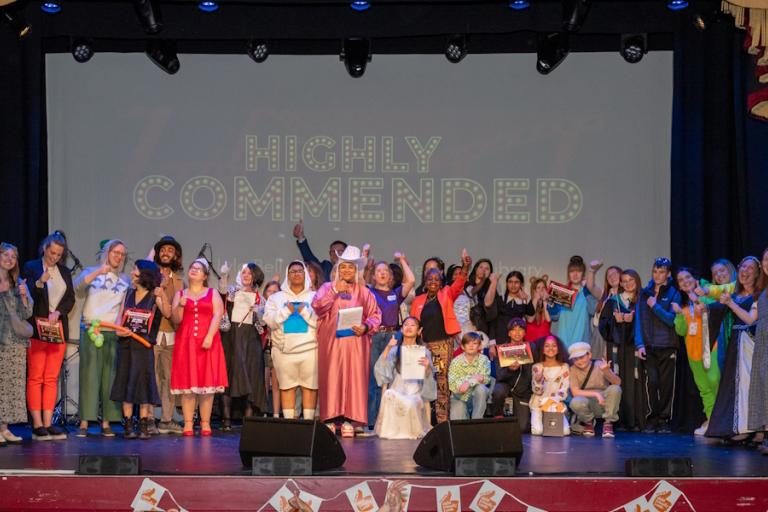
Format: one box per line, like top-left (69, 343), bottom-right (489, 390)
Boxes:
top-left (413, 418), bottom-right (523, 472)
top-left (239, 417), bottom-right (346, 471)
top-left (625, 457), bottom-right (693, 477)
top-left (78, 455), bottom-right (141, 475)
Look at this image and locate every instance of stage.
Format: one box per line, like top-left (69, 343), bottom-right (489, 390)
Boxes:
top-left (1, 425), bottom-right (768, 511)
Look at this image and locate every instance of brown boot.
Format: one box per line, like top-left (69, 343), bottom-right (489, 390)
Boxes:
top-left (138, 418), bottom-right (151, 440)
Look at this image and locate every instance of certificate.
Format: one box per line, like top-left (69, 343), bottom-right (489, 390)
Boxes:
top-left (336, 306), bottom-right (363, 338)
top-left (231, 291), bottom-right (256, 324)
top-left (498, 342), bottom-right (534, 367)
top-left (35, 317), bottom-right (65, 343)
top-left (122, 308), bottom-right (154, 336)
top-left (400, 345), bottom-right (427, 380)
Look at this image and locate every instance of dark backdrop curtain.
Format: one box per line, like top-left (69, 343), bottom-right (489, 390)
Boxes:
top-left (0, 8), bottom-right (48, 263)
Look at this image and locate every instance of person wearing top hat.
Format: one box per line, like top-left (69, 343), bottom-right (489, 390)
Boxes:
top-left (151, 235), bottom-right (185, 435)
top-left (312, 245), bottom-right (382, 437)
top-left (74, 239), bottom-right (130, 437)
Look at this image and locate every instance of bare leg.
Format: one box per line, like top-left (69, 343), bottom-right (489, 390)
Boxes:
top-left (122, 403), bottom-right (133, 417)
top-left (198, 394), bottom-right (214, 429)
top-left (139, 404), bottom-right (152, 419)
top-left (280, 387), bottom-right (297, 418)
top-left (181, 395), bottom-right (196, 432)
top-left (42, 410), bottom-right (53, 428)
top-left (301, 388), bottom-right (317, 410)
top-left (30, 411), bottom-right (43, 429)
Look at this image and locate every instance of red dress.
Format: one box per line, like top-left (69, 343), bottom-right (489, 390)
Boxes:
top-left (170, 288), bottom-right (228, 394)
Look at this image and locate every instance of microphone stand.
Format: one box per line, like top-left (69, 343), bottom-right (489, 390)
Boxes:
top-left (197, 243), bottom-right (221, 280)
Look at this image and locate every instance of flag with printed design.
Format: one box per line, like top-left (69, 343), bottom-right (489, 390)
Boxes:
top-left (298, 491), bottom-right (322, 512)
top-left (647, 481), bottom-right (682, 512)
top-left (131, 478), bottom-right (168, 511)
top-left (469, 481), bottom-right (506, 512)
top-left (267, 483), bottom-right (295, 512)
top-left (623, 495), bottom-right (651, 512)
top-left (435, 485), bottom-right (461, 512)
top-left (526, 506), bottom-right (548, 512)
top-left (345, 482), bottom-right (378, 512)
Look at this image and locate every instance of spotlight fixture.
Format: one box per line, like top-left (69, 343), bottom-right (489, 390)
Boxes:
top-left (666, 0), bottom-right (688, 10)
top-left (562, 0), bottom-right (591, 32)
top-left (41, 2), bottom-right (62, 14)
top-left (247, 40), bottom-right (269, 63)
top-left (509, 0), bottom-right (530, 10)
top-left (620, 34), bottom-right (647, 64)
top-left (1, 7), bottom-right (31, 38)
top-left (350, 1), bottom-right (370, 11)
top-left (536, 32), bottom-right (569, 75)
top-left (146, 40), bottom-right (180, 75)
top-left (341, 38), bottom-right (371, 78)
top-left (134, 0), bottom-right (162, 34)
top-left (198, 1), bottom-right (218, 12)
top-left (71, 39), bottom-right (94, 63)
top-left (444, 34), bottom-right (467, 64)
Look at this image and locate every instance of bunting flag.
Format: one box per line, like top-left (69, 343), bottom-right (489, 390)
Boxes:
top-left (469, 481), bottom-right (506, 512)
top-left (131, 478), bottom-right (168, 512)
top-left (344, 481), bottom-right (378, 512)
top-left (435, 485), bottom-right (462, 512)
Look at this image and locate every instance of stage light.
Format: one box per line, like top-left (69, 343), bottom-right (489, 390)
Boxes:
top-left (350, 1), bottom-right (370, 11)
top-left (71, 39), bottom-right (94, 63)
top-left (41, 2), bottom-right (62, 14)
top-left (146, 40), bottom-right (180, 74)
top-left (509, 0), bottom-right (530, 10)
top-left (562, 0), bottom-right (591, 32)
top-left (620, 34), bottom-right (646, 63)
top-left (444, 35), bottom-right (467, 64)
top-left (340, 38), bottom-right (371, 78)
top-left (134, 0), bottom-right (162, 34)
top-left (1, 7), bottom-right (31, 38)
top-left (666, 0), bottom-right (688, 11)
top-left (247, 40), bottom-right (269, 63)
top-left (198, 1), bottom-right (218, 12)
top-left (536, 32), bottom-right (569, 75)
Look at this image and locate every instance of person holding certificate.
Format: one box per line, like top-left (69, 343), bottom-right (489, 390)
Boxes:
top-left (110, 260), bottom-right (168, 439)
top-left (22, 232), bottom-right (76, 441)
top-left (264, 261), bottom-right (318, 420)
top-left (373, 317), bottom-right (436, 439)
top-left (312, 246), bottom-right (382, 437)
top-left (218, 262), bottom-right (268, 430)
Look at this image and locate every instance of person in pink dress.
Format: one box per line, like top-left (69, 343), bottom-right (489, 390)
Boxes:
top-left (312, 246), bottom-right (382, 437)
top-left (170, 258), bottom-right (228, 436)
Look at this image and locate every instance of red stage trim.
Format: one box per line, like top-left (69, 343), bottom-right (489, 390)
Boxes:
top-left (1, 476), bottom-right (767, 511)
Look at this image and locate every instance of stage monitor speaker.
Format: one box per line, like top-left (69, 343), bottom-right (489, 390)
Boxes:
top-left (413, 418), bottom-right (523, 472)
top-left (239, 417), bottom-right (346, 472)
top-left (78, 455), bottom-right (141, 475)
top-left (625, 457), bottom-right (693, 477)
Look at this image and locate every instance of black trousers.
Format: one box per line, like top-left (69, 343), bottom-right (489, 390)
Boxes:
top-left (644, 346), bottom-right (677, 424)
top-left (490, 382), bottom-right (531, 433)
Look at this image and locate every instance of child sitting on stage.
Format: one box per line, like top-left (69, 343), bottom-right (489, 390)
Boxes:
top-left (530, 335), bottom-right (571, 435)
top-left (490, 318), bottom-right (533, 431)
top-left (374, 317), bottom-right (436, 439)
top-left (448, 332), bottom-right (491, 420)
top-left (567, 342), bottom-right (622, 438)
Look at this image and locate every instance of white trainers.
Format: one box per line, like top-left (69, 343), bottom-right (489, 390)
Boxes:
top-left (0, 429), bottom-right (22, 444)
top-left (341, 422), bottom-right (355, 438)
top-left (693, 420), bottom-right (709, 436)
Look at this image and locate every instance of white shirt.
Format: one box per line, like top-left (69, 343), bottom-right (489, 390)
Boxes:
top-left (46, 264), bottom-right (67, 312)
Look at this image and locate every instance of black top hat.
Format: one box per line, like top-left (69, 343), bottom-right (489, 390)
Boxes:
top-left (153, 236), bottom-right (182, 256)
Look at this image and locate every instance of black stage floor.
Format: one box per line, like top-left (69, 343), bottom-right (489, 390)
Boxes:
top-left (0, 425), bottom-right (766, 477)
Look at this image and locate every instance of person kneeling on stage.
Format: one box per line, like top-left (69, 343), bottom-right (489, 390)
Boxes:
top-left (110, 260), bottom-right (169, 440)
top-left (490, 318), bottom-right (533, 431)
top-left (568, 341), bottom-right (622, 438)
top-left (448, 332), bottom-right (491, 420)
top-left (374, 317), bottom-right (436, 439)
top-left (263, 261), bottom-right (318, 420)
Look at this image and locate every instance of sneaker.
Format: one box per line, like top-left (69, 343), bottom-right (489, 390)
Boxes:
top-left (693, 420), bottom-right (709, 436)
top-left (138, 418), bottom-right (151, 440)
top-left (101, 426), bottom-right (116, 438)
top-left (0, 429), bottom-right (23, 444)
top-left (582, 421), bottom-right (595, 437)
top-left (47, 426), bottom-right (67, 440)
top-left (157, 421), bottom-right (183, 435)
top-left (32, 427), bottom-right (52, 441)
top-left (602, 422), bottom-right (615, 438)
top-left (124, 418), bottom-right (137, 440)
top-left (355, 427), bottom-right (376, 438)
top-left (75, 428), bottom-right (88, 438)
top-left (340, 422), bottom-right (355, 438)
top-left (147, 420), bottom-right (159, 436)
top-left (657, 421), bottom-right (672, 434)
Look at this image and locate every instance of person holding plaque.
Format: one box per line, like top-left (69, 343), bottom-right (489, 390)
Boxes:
top-left (110, 260), bottom-right (168, 439)
top-left (547, 256), bottom-right (599, 348)
top-left (218, 262), bottom-right (268, 429)
top-left (373, 317), bottom-right (436, 439)
top-left (264, 261), bottom-right (318, 420)
top-left (22, 232), bottom-right (76, 441)
top-left (170, 259), bottom-right (228, 436)
top-left (74, 239), bottom-right (130, 438)
top-left (312, 246), bottom-right (382, 437)
top-left (490, 318), bottom-right (533, 431)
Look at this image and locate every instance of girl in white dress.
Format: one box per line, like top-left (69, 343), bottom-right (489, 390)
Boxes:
top-left (374, 317), bottom-right (436, 439)
top-left (529, 335), bottom-right (571, 435)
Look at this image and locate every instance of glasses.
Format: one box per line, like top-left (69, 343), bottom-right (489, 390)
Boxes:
top-left (288, 269), bottom-right (305, 275)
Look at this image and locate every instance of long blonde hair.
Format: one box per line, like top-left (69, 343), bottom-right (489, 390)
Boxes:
top-left (529, 274), bottom-right (549, 324)
top-left (0, 242), bottom-right (20, 285)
